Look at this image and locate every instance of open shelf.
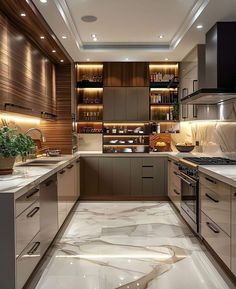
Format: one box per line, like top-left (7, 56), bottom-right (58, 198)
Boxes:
top-left (149, 81), bottom-right (179, 88)
top-left (77, 81), bottom-right (103, 88)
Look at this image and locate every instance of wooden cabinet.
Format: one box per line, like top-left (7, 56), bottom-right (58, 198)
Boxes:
top-left (103, 87), bottom-right (149, 121)
top-left (104, 62), bottom-right (149, 87)
top-left (40, 175), bottom-right (58, 255)
top-left (81, 157), bottom-right (167, 198)
top-left (231, 188), bottom-right (236, 276)
top-left (168, 159), bottom-right (181, 210)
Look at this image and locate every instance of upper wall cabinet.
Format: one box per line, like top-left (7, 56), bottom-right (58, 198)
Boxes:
top-left (104, 62), bottom-right (149, 87)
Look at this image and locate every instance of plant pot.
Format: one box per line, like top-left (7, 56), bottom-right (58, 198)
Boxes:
top-left (0, 156), bottom-right (16, 175)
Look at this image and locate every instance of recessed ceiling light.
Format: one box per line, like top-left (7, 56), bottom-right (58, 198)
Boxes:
top-left (196, 24), bottom-right (203, 29)
top-left (62, 35), bottom-right (67, 39)
top-left (125, 58), bottom-right (129, 61)
top-left (81, 15), bottom-right (97, 23)
top-left (159, 34), bottom-right (164, 39)
top-left (93, 37), bottom-right (97, 42)
top-left (40, 0), bottom-right (47, 3)
top-left (86, 58), bottom-right (90, 62)
top-left (91, 34), bottom-right (97, 38)
top-left (52, 50), bottom-right (56, 53)
top-left (60, 59), bottom-right (64, 63)
top-left (40, 36), bottom-right (45, 39)
top-left (165, 58), bottom-right (169, 61)
top-left (20, 13), bottom-right (26, 17)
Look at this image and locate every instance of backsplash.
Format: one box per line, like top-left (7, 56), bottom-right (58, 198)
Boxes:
top-left (172, 121), bottom-right (236, 153)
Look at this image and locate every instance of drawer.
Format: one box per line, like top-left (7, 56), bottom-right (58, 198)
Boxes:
top-left (15, 187), bottom-right (40, 217)
top-left (142, 166), bottom-right (154, 177)
top-left (200, 173), bottom-right (230, 194)
top-left (201, 184), bottom-right (230, 235)
top-left (201, 212), bottom-right (231, 268)
top-left (16, 201), bottom-right (40, 256)
top-left (169, 184), bottom-right (181, 211)
top-left (172, 170), bottom-right (181, 190)
top-left (142, 158), bottom-right (155, 166)
top-left (16, 233), bottom-right (41, 289)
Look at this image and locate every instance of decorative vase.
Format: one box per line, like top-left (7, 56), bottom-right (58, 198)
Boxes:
top-left (0, 156), bottom-right (16, 175)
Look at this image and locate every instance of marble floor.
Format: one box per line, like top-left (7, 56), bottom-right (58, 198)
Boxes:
top-left (31, 202), bottom-right (235, 289)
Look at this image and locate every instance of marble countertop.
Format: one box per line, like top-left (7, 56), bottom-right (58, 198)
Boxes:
top-left (0, 154), bottom-right (79, 199)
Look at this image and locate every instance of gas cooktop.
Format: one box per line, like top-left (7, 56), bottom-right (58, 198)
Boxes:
top-left (183, 157), bottom-right (236, 165)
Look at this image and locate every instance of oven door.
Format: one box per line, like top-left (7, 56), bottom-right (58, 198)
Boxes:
top-left (178, 172), bottom-right (198, 223)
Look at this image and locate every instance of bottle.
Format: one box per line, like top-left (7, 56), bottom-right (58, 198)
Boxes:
top-left (112, 126), bottom-right (117, 134)
top-left (156, 123), bottom-right (161, 134)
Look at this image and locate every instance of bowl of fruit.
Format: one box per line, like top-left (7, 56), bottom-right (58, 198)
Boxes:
top-left (175, 142), bottom-right (195, 152)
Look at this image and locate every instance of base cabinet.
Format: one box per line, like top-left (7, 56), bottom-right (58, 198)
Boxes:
top-left (168, 159), bottom-right (181, 210)
top-left (81, 157), bottom-right (167, 198)
top-left (232, 188), bottom-right (236, 276)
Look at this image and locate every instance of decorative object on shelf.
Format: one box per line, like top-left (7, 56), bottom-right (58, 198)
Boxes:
top-left (149, 134), bottom-right (172, 152)
top-left (0, 125), bottom-right (35, 174)
top-left (175, 143), bottom-right (195, 152)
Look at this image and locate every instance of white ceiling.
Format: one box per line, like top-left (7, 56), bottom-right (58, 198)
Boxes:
top-left (32, 0), bottom-right (236, 62)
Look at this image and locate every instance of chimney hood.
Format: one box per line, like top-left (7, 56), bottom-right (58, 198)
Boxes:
top-left (181, 22), bottom-right (236, 105)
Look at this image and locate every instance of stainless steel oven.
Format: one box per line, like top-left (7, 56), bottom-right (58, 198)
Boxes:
top-left (178, 162), bottom-right (199, 233)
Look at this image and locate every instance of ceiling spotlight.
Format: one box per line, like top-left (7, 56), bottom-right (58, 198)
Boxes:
top-left (40, 0), bottom-right (48, 3)
top-left (60, 59), bottom-right (64, 63)
top-left (125, 58), bottom-right (129, 61)
top-left (159, 34), bottom-right (164, 39)
top-left (20, 13), bottom-right (26, 17)
top-left (62, 35), bottom-right (67, 39)
top-left (52, 50), bottom-right (56, 53)
top-left (93, 37), bottom-right (97, 42)
top-left (196, 24), bottom-right (203, 29)
top-left (40, 36), bottom-right (45, 39)
top-left (86, 58), bottom-right (90, 62)
top-left (165, 58), bottom-right (169, 61)
top-left (91, 34), bottom-right (97, 38)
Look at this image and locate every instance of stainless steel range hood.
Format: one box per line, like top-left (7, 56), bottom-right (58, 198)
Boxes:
top-left (181, 22), bottom-right (236, 105)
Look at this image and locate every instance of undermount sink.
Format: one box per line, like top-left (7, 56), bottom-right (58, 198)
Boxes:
top-left (19, 159), bottom-right (62, 167)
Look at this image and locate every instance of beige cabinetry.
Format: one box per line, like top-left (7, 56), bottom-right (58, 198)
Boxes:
top-left (231, 187), bottom-right (236, 276)
top-left (168, 159), bottom-right (181, 210)
top-left (200, 172), bottom-right (231, 270)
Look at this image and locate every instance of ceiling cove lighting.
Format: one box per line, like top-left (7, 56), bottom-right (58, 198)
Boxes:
top-left (196, 24), bottom-right (203, 29)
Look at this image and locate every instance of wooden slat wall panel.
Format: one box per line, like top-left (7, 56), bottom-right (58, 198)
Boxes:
top-left (0, 12), bottom-right (55, 115)
top-left (40, 64), bottom-right (74, 154)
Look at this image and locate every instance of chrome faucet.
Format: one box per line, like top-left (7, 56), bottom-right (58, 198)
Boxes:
top-left (25, 128), bottom-right (46, 143)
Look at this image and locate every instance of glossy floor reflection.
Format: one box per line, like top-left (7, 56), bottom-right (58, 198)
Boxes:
top-left (34, 202), bottom-right (234, 289)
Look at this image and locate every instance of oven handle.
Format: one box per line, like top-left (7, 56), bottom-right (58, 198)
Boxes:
top-left (176, 173), bottom-right (196, 187)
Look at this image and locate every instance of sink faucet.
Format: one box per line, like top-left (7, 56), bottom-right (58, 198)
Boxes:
top-left (25, 128), bottom-right (46, 143)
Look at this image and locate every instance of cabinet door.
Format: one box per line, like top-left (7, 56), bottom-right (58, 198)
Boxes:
top-left (126, 88), bottom-right (138, 121)
top-left (98, 158), bottom-right (113, 195)
top-left (231, 189), bottom-right (236, 275)
top-left (113, 158), bottom-right (131, 195)
top-left (114, 88), bottom-right (126, 120)
top-left (66, 162), bottom-right (77, 212)
top-left (124, 62), bottom-right (149, 87)
top-left (103, 87), bottom-right (115, 121)
top-left (137, 88), bottom-right (149, 120)
top-left (40, 174), bottom-right (58, 255)
top-left (130, 158), bottom-right (142, 195)
top-left (57, 168), bottom-right (69, 227)
top-left (81, 157), bottom-right (99, 196)
top-left (76, 159), bottom-right (81, 198)
top-left (153, 157), bottom-right (167, 195)
top-left (104, 62), bottom-right (123, 86)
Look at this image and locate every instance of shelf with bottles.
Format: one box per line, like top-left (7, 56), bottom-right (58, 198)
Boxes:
top-left (76, 63), bottom-right (103, 88)
top-left (150, 105), bottom-right (179, 122)
top-left (77, 88), bottom-right (103, 105)
top-left (77, 105), bottom-right (103, 122)
top-left (77, 122), bottom-right (103, 134)
top-left (103, 145), bottom-right (150, 154)
top-left (150, 88), bottom-right (178, 104)
top-left (149, 63), bottom-right (179, 88)
top-left (103, 122), bottom-right (150, 135)
top-left (150, 121), bottom-right (180, 134)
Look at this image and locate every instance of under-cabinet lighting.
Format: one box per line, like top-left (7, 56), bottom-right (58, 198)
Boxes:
top-left (77, 64), bottom-right (103, 69)
top-left (150, 88), bottom-right (177, 91)
top-left (104, 123), bottom-right (148, 126)
top-left (0, 113), bottom-right (41, 125)
top-left (149, 64), bottom-right (178, 69)
top-left (104, 135), bottom-right (149, 138)
top-left (78, 105), bottom-right (103, 109)
top-left (77, 122), bottom-right (102, 124)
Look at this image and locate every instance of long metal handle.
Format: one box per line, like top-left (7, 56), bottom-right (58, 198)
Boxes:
top-left (205, 193), bottom-right (219, 203)
top-left (27, 206), bottom-right (40, 218)
top-left (205, 177), bottom-right (217, 184)
top-left (67, 164), bottom-right (74, 169)
top-left (59, 169), bottom-right (66, 175)
top-left (174, 189), bottom-right (180, 195)
top-left (176, 174), bottom-right (192, 186)
top-left (45, 180), bottom-right (54, 187)
top-left (4, 103), bottom-right (32, 112)
top-left (26, 188), bottom-right (39, 199)
top-left (27, 242), bottom-right (40, 255)
top-left (206, 222), bottom-right (220, 234)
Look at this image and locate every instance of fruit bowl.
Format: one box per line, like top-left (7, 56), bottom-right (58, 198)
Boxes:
top-left (175, 145), bottom-right (195, 152)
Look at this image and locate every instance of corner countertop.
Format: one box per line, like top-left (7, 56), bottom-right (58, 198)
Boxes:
top-left (0, 154), bottom-right (79, 199)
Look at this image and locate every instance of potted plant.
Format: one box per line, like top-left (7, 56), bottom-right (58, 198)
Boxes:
top-left (0, 126), bottom-right (35, 175)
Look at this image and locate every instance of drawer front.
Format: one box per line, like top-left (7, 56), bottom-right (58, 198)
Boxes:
top-left (200, 173), bottom-right (230, 193)
top-left (172, 170), bottom-right (181, 190)
top-left (15, 187), bottom-right (40, 217)
top-left (142, 166), bottom-right (154, 177)
top-left (170, 184), bottom-right (181, 210)
top-left (16, 233), bottom-right (41, 289)
top-left (16, 201), bottom-right (40, 256)
top-left (201, 212), bottom-right (231, 268)
top-left (200, 184), bottom-right (230, 235)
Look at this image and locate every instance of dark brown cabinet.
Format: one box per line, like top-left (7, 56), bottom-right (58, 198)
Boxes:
top-left (104, 62), bottom-right (149, 87)
top-left (103, 87), bottom-right (149, 121)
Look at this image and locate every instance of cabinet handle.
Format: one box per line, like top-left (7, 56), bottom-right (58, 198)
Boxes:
top-left (205, 177), bottom-right (217, 184)
top-left (27, 206), bottom-right (40, 218)
top-left (59, 169), bottom-right (66, 175)
top-left (173, 161), bottom-right (179, 166)
top-left (206, 222), bottom-right (220, 234)
top-left (142, 165), bottom-right (153, 168)
top-left (168, 160), bottom-right (171, 163)
top-left (26, 188), bottom-right (39, 199)
top-left (234, 193), bottom-right (236, 197)
top-left (27, 242), bottom-right (40, 255)
top-left (4, 103), bottom-right (32, 112)
top-left (174, 189), bottom-right (180, 195)
top-left (45, 180), bottom-right (54, 187)
top-left (205, 193), bottom-right (219, 203)
top-left (174, 171), bottom-right (180, 176)
top-left (67, 164), bottom-right (74, 169)
top-left (142, 177), bottom-right (153, 179)
top-left (76, 159), bottom-right (80, 163)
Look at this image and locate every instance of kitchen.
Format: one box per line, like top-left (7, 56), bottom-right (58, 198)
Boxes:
top-left (0, 0), bottom-right (236, 288)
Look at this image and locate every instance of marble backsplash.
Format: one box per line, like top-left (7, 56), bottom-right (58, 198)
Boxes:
top-left (172, 121), bottom-right (236, 153)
